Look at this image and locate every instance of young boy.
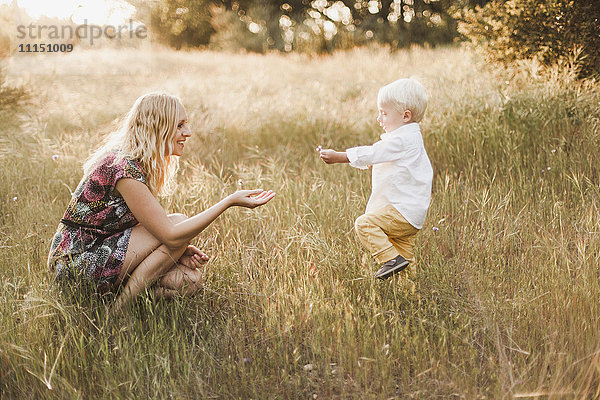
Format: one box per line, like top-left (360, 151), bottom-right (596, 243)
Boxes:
top-left (320, 78), bottom-right (433, 280)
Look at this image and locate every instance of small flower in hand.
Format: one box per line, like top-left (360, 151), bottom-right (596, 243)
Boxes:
top-left (315, 145), bottom-right (322, 152)
top-left (320, 149), bottom-right (344, 164)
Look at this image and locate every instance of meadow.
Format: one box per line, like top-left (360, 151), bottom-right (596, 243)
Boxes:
top-left (1, 46), bottom-right (599, 399)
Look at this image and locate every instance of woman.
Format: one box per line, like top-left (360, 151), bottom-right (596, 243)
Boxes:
top-left (48, 92), bottom-right (275, 310)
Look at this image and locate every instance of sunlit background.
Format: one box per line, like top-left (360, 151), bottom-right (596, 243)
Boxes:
top-left (0, 0), bottom-right (596, 78)
top-left (0, 0), bottom-right (134, 24)
top-left (1, 0), bottom-right (599, 398)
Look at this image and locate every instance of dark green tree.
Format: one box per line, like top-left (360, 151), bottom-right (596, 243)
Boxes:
top-left (150, 0), bottom-right (215, 49)
top-left (458, 0), bottom-right (600, 77)
top-left (339, 0), bottom-right (460, 48)
top-left (140, 0), bottom-right (496, 53)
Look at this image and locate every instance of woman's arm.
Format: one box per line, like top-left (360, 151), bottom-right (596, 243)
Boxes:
top-left (116, 178), bottom-right (275, 249)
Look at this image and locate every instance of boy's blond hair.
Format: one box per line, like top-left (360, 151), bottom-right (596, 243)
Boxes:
top-left (377, 78), bottom-right (427, 122)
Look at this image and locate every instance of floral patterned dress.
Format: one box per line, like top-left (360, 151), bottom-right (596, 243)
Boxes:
top-left (48, 151), bottom-right (146, 292)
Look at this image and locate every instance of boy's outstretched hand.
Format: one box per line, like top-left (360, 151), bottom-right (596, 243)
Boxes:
top-left (227, 189), bottom-right (276, 208)
top-left (319, 149), bottom-right (349, 164)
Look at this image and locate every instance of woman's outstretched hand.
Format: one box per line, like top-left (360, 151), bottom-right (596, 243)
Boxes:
top-left (227, 189), bottom-right (276, 208)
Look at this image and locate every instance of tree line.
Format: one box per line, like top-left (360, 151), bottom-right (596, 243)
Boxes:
top-left (138, 0), bottom-right (598, 77)
top-left (140, 0), bottom-right (489, 52)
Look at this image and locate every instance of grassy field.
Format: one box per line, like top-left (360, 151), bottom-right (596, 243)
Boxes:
top-left (1, 46), bottom-right (600, 399)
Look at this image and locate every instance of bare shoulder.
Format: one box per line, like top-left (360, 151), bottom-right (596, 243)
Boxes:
top-left (115, 177), bottom-right (149, 196)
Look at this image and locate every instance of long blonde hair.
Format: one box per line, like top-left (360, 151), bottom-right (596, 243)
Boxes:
top-left (84, 92), bottom-right (182, 196)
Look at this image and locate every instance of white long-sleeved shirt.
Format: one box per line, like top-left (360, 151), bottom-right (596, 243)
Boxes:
top-left (346, 122), bottom-right (433, 229)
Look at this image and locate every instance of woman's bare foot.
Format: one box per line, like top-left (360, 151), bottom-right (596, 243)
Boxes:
top-left (159, 264), bottom-right (203, 295)
top-left (178, 245), bottom-right (209, 269)
top-left (152, 286), bottom-right (180, 300)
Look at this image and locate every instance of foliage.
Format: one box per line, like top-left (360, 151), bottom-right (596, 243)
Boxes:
top-left (208, 2), bottom-right (271, 53)
top-left (0, 9), bottom-right (28, 121)
top-left (457, 0), bottom-right (600, 78)
top-left (0, 5), bottom-right (10, 57)
top-left (147, 0), bottom-right (477, 53)
top-left (2, 47), bottom-right (600, 398)
top-left (150, 0), bottom-right (215, 49)
top-left (0, 69), bottom-right (28, 119)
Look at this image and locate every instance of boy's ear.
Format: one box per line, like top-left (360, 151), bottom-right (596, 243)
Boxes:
top-left (402, 109), bottom-right (412, 122)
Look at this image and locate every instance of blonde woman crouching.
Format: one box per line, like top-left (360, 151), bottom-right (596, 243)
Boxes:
top-left (48, 92), bottom-right (275, 311)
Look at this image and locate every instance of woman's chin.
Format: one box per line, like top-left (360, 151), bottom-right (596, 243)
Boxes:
top-left (173, 146), bottom-right (185, 156)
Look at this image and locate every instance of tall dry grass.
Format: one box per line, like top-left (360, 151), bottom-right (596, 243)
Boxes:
top-left (1, 46), bottom-right (599, 399)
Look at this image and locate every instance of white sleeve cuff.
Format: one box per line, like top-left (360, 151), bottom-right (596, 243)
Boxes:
top-left (346, 147), bottom-right (369, 170)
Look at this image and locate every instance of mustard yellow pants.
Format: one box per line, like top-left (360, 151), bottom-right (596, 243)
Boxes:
top-left (354, 204), bottom-right (419, 264)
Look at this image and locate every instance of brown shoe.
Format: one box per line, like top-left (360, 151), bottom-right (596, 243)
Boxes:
top-left (375, 255), bottom-right (409, 280)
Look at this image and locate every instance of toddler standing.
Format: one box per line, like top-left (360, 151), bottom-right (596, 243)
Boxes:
top-left (320, 78), bottom-right (432, 280)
